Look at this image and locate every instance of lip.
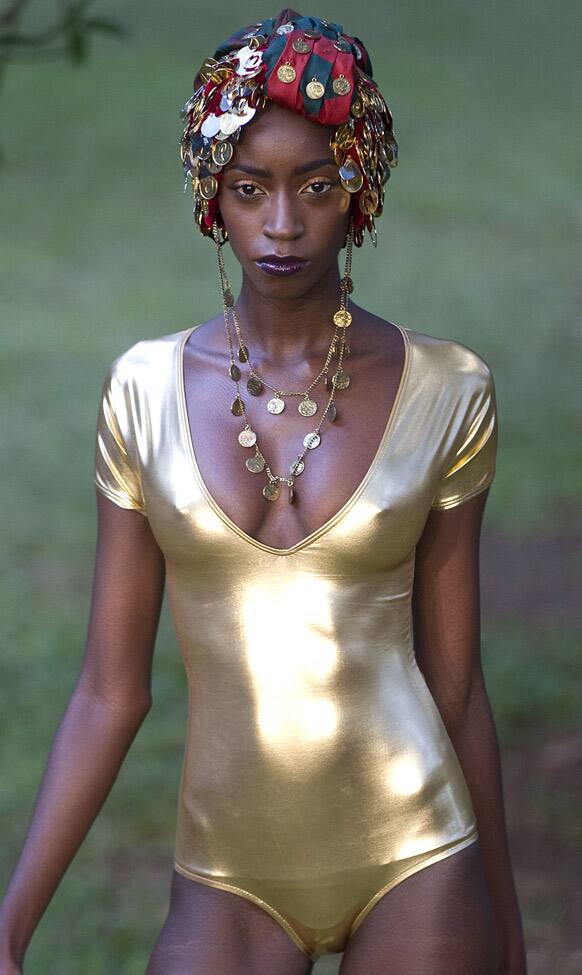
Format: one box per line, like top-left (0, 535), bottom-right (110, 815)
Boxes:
top-left (255, 255), bottom-right (311, 277)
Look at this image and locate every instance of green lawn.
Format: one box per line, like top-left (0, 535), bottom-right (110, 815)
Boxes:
top-left (1, 0), bottom-right (580, 971)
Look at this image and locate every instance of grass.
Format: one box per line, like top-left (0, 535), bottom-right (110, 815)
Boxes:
top-left (1, 0), bottom-right (580, 971)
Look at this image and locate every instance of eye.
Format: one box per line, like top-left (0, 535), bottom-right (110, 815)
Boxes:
top-left (303, 179), bottom-right (335, 195)
top-left (232, 182), bottom-right (263, 198)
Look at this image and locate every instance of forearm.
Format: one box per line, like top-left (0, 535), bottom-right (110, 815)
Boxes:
top-left (442, 682), bottom-right (527, 970)
top-left (0, 685), bottom-right (149, 964)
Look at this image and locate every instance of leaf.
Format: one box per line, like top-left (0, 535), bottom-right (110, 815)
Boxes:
top-left (84, 17), bottom-right (128, 37)
top-left (66, 27), bottom-right (88, 63)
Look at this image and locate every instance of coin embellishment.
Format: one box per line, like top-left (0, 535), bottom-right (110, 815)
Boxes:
top-left (333, 371), bottom-right (350, 390)
top-left (267, 396), bottom-right (285, 414)
top-left (277, 61), bottom-right (297, 84)
top-left (334, 308), bottom-right (352, 328)
top-left (332, 74), bottom-right (352, 96)
top-left (230, 396), bottom-right (244, 416)
top-left (246, 454), bottom-right (265, 473)
top-left (246, 375), bottom-right (264, 396)
top-left (339, 160), bottom-right (364, 193)
top-left (290, 457), bottom-right (305, 476)
top-left (328, 401), bottom-right (337, 422)
top-left (229, 363), bottom-right (241, 381)
top-left (238, 428), bottom-right (257, 447)
top-left (292, 37), bottom-right (311, 53)
top-left (306, 78), bottom-right (325, 99)
top-left (199, 175), bottom-right (218, 200)
top-left (263, 481), bottom-right (280, 501)
top-left (298, 397), bottom-right (317, 417)
top-left (304, 431), bottom-right (321, 449)
top-left (212, 140), bottom-right (234, 166)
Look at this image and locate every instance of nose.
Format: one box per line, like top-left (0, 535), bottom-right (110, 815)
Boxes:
top-left (262, 188), bottom-right (304, 243)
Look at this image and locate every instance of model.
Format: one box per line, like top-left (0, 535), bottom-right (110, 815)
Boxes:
top-left (0, 9), bottom-right (527, 975)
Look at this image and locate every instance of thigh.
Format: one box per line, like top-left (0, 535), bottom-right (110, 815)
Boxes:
top-left (145, 869), bottom-right (313, 975)
top-left (339, 841), bottom-right (498, 975)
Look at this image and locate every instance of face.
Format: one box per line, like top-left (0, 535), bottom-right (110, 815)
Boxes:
top-left (217, 102), bottom-right (352, 297)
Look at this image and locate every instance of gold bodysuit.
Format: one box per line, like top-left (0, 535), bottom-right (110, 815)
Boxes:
top-left (94, 322), bottom-right (497, 960)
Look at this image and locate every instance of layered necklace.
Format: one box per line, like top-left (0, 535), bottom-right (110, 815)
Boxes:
top-left (212, 218), bottom-right (355, 504)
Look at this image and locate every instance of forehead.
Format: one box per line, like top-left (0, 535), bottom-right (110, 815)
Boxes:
top-left (233, 102), bottom-right (336, 162)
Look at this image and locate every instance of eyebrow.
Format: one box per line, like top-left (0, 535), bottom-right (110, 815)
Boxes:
top-left (226, 157), bottom-right (337, 178)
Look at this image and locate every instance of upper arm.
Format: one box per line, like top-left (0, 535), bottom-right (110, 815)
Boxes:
top-left (76, 491), bottom-right (165, 713)
top-left (412, 487), bottom-right (489, 723)
top-left (77, 355), bottom-right (164, 712)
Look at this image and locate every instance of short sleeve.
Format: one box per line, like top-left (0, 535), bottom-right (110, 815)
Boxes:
top-left (94, 361), bottom-right (146, 514)
top-left (431, 361), bottom-right (498, 511)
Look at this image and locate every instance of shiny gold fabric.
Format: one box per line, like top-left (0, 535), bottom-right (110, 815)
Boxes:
top-left (94, 323), bottom-right (497, 959)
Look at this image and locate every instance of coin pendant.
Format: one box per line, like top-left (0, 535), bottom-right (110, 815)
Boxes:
top-left (246, 375), bottom-right (264, 396)
top-left (350, 97), bottom-right (365, 118)
top-left (199, 175), bottom-right (218, 200)
top-left (333, 371), bottom-right (350, 390)
top-left (359, 188), bottom-right (379, 214)
top-left (288, 484), bottom-right (295, 504)
top-left (290, 457), bottom-right (305, 476)
top-left (328, 401), bottom-right (337, 422)
top-left (304, 431), bottom-right (321, 449)
top-left (306, 78), bottom-right (325, 99)
top-left (339, 160), bottom-right (364, 193)
top-left (332, 74), bottom-right (352, 96)
top-left (277, 62), bottom-right (297, 84)
top-left (335, 124), bottom-right (355, 149)
top-left (292, 37), bottom-right (311, 53)
top-left (237, 344), bottom-right (249, 362)
top-left (205, 157), bottom-right (222, 174)
top-left (212, 140), bottom-right (234, 166)
top-left (230, 396), bottom-right (244, 416)
top-left (238, 428), bottom-right (257, 447)
top-left (263, 481), bottom-right (280, 501)
top-left (267, 396), bottom-right (285, 414)
top-left (334, 308), bottom-right (352, 328)
top-left (298, 397), bottom-right (317, 417)
top-left (302, 28), bottom-right (321, 39)
top-left (246, 454), bottom-right (265, 473)
top-left (229, 363), bottom-right (241, 381)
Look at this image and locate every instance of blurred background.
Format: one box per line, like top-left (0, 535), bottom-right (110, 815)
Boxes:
top-left (1, 0), bottom-right (580, 972)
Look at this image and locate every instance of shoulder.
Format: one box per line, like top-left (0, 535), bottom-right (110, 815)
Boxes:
top-left (104, 326), bottom-right (191, 388)
top-left (402, 325), bottom-right (495, 399)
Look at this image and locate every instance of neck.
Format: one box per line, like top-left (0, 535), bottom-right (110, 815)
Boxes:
top-left (233, 260), bottom-right (349, 364)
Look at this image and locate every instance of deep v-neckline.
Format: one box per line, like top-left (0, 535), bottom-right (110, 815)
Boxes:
top-left (176, 321), bottom-right (412, 557)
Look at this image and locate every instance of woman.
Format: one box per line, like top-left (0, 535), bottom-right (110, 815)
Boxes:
top-left (0, 9), bottom-right (527, 975)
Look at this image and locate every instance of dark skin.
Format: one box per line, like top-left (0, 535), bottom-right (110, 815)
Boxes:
top-left (0, 103), bottom-right (526, 974)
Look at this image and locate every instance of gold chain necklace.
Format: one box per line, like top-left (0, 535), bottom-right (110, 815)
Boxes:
top-left (212, 219), bottom-right (355, 503)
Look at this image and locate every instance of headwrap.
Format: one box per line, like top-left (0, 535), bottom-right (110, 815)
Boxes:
top-left (179, 9), bottom-right (398, 248)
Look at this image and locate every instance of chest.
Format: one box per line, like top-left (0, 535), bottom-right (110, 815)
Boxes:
top-left (180, 326), bottom-right (409, 551)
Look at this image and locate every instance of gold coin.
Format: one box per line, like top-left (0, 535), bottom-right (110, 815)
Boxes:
top-left (230, 396), bottom-right (244, 416)
top-left (277, 62), bottom-right (297, 84)
top-left (334, 308), bottom-right (352, 328)
top-left (350, 97), bottom-right (364, 118)
top-left (199, 175), bottom-right (218, 199)
top-left (333, 371), bottom-right (350, 390)
top-left (267, 396), bottom-right (285, 414)
top-left (238, 428), bottom-right (257, 447)
top-left (237, 344), bottom-right (249, 362)
top-left (292, 37), bottom-right (311, 53)
top-left (328, 401), bottom-right (337, 422)
top-left (306, 78), bottom-right (325, 99)
top-left (335, 124), bottom-right (355, 149)
top-left (302, 28), bottom-right (320, 39)
top-left (339, 166), bottom-right (363, 193)
top-left (359, 188), bottom-right (379, 214)
top-left (229, 363), bottom-right (241, 381)
top-left (246, 376), bottom-right (263, 395)
top-left (246, 454), bottom-right (265, 473)
top-left (333, 147), bottom-right (346, 167)
top-left (304, 431), bottom-right (321, 449)
top-left (332, 74), bottom-right (352, 96)
top-left (263, 481), bottom-right (280, 501)
top-left (212, 140), bottom-right (234, 166)
top-left (298, 397), bottom-right (317, 417)
top-left (248, 34), bottom-right (267, 50)
top-left (290, 457), bottom-right (305, 476)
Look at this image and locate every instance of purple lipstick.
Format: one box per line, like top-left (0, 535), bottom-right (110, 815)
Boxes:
top-left (255, 254), bottom-right (310, 276)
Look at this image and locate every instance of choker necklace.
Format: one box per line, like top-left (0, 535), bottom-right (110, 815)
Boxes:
top-left (212, 218), bottom-right (355, 504)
